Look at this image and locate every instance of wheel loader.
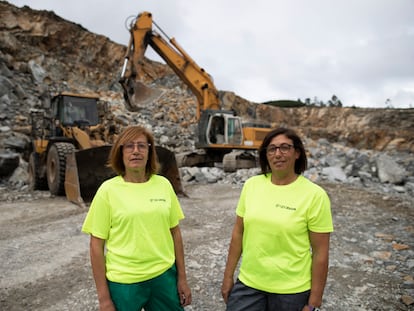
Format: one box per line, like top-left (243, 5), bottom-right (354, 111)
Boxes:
top-left (28, 92), bottom-right (184, 206)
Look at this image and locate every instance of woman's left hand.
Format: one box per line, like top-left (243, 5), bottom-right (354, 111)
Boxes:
top-left (178, 279), bottom-right (192, 306)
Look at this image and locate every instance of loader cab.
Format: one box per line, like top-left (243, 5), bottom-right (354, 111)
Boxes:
top-left (51, 94), bottom-right (100, 134)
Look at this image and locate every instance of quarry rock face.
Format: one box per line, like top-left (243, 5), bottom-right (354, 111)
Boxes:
top-left (0, 1), bottom-right (413, 187)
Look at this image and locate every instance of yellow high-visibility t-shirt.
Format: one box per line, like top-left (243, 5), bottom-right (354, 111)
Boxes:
top-left (236, 174), bottom-right (333, 293)
top-left (82, 175), bottom-right (184, 283)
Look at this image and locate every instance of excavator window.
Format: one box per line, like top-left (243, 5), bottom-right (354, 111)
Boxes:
top-left (227, 117), bottom-right (242, 145)
top-left (208, 116), bottom-right (225, 144)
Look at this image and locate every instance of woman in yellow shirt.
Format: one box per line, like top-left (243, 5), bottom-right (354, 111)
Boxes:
top-left (222, 127), bottom-right (333, 311)
top-left (82, 125), bottom-right (191, 311)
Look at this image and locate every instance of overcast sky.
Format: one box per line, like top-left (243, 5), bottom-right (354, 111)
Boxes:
top-left (7, 0), bottom-right (414, 108)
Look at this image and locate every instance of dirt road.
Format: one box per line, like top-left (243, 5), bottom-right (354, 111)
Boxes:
top-left (0, 182), bottom-right (413, 310)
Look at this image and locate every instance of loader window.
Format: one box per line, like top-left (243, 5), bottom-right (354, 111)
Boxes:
top-left (61, 96), bottom-right (99, 126)
top-left (65, 102), bottom-right (86, 124)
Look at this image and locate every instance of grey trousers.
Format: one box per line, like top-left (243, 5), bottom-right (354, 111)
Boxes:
top-left (226, 279), bottom-right (310, 311)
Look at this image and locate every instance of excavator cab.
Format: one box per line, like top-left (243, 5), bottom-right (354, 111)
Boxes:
top-left (206, 113), bottom-right (243, 146)
top-left (197, 110), bottom-right (244, 149)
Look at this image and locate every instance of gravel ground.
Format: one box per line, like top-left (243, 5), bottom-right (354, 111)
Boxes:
top-left (0, 181), bottom-right (413, 311)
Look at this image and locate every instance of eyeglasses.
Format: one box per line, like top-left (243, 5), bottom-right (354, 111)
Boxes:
top-left (266, 143), bottom-right (294, 155)
top-left (122, 142), bottom-right (151, 153)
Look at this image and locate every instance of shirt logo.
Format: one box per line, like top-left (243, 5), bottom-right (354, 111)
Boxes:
top-left (150, 198), bottom-right (166, 202)
top-left (275, 203), bottom-right (296, 211)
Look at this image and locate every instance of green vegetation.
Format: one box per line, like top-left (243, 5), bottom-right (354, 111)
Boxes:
top-left (263, 95), bottom-right (343, 108)
top-left (262, 100), bottom-right (305, 107)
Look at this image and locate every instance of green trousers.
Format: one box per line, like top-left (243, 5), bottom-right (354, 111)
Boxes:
top-left (108, 265), bottom-right (184, 311)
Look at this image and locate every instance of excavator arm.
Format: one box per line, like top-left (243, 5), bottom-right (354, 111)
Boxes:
top-left (120, 11), bottom-right (220, 118)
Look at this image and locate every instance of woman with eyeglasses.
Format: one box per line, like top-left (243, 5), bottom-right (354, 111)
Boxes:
top-left (82, 125), bottom-right (191, 311)
top-left (222, 127), bottom-right (333, 311)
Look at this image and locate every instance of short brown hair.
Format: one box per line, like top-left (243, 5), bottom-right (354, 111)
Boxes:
top-left (258, 127), bottom-right (307, 175)
top-left (108, 125), bottom-right (159, 178)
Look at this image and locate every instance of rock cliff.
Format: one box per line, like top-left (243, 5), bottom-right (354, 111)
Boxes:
top-left (1, 1), bottom-right (413, 167)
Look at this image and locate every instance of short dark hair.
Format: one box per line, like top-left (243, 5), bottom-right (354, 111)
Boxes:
top-left (258, 127), bottom-right (307, 175)
top-left (108, 125), bottom-right (159, 178)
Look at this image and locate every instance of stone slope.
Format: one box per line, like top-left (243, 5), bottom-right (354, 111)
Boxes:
top-left (1, 0), bottom-right (413, 156)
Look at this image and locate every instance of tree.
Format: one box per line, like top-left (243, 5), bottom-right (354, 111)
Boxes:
top-left (385, 98), bottom-right (393, 108)
top-left (328, 94), bottom-right (343, 107)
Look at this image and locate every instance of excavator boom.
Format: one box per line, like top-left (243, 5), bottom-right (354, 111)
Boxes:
top-left (120, 11), bottom-right (220, 117)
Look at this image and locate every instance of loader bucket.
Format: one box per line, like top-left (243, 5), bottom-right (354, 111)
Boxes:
top-left (65, 146), bottom-right (114, 206)
top-left (156, 146), bottom-right (186, 197)
top-left (122, 78), bottom-right (164, 111)
top-left (65, 145), bottom-right (185, 206)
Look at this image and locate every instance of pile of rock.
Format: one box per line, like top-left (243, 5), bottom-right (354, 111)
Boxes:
top-left (1, 1), bottom-right (413, 201)
top-left (2, 128), bottom-right (412, 202)
top-left (180, 138), bottom-right (413, 196)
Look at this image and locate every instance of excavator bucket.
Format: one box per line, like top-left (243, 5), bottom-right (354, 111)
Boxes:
top-left (65, 145), bottom-right (185, 206)
top-left (65, 146), bottom-right (114, 206)
top-left (122, 78), bottom-right (164, 111)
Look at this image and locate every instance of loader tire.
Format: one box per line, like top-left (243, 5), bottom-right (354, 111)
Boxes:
top-left (28, 152), bottom-right (48, 191)
top-left (46, 143), bottom-right (75, 196)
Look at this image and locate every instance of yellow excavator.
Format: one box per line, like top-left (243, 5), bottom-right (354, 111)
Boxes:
top-left (119, 11), bottom-right (271, 172)
top-left (28, 92), bottom-right (184, 206)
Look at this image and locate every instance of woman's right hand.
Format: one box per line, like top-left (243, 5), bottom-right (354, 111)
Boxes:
top-left (99, 297), bottom-right (116, 311)
top-left (221, 277), bottom-right (234, 304)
